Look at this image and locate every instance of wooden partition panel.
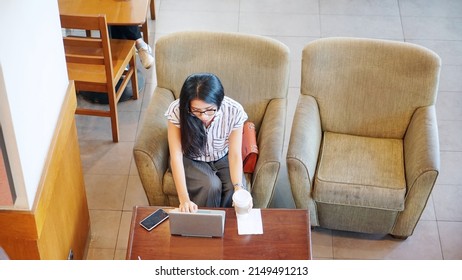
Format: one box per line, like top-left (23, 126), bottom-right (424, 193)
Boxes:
top-left (36, 122), bottom-right (89, 260)
top-left (0, 82), bottom-right (90, 259)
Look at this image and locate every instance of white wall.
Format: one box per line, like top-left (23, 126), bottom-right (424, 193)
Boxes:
top-left (0, 0), bottom-right (69, 209)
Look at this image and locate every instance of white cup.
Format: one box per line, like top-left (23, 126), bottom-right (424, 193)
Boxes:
top-left (232, 189), bottom-right (252, 216)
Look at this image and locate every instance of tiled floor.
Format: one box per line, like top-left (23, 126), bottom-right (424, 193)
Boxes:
top-left (76, 0), bottom-right (462, 260)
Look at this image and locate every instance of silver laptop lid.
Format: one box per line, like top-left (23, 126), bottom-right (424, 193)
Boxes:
top-left (169, 209), bottom-right (226, 237)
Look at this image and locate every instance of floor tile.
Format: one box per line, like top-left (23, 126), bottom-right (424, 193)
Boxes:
top-left (155, 11), bottom-right (239, 34)
top-left (420, 194), bottom-right (437, 221)
top-left (436, 91), bottom-right (462, 121)
top-left (399, 0), bottom-right (462, 17)
top-left (271, 165), bottom-right (295, 208)
top-left (160, 0), bottom-right (240, 12)
top-left (116, 211), bottom-right (134, 250)
top-left (118, 111), bottom-right (142, 142)
top-left (123, 176), bottom-right (150, 211)
top-left (141, 82), bottom-right (156, 111)
top-left (311, 227), bottom-right (334, 259)
top-left (402, 17), bottom-right (462, 40)
top-left (88, 210), bottom-right (122, 249)
top-left (239, 13), bottom-right (321, 37)
top-left (147, 15), bottom-right (157, 37)
top-left (79, 140), bottom-right (134, 175)
top-left (432, 184), bottom-right (462, 221)
top-left (75, 114), bottom-right (113, 141)
top-left (332, 221), bottom-right (442, 259)
top-left (114, 249), bottom-right (128, 260)
top-left (438, 65), bottom-right (462, 92)
top-left (85, 248), bottom-right (115, 260)
top-left (282, 86), bottom-right (300, 153)
top-left (289, 60), bottom-right (302, 88)
top-left (117, 92), bottom-right (144, 113)
top-left (84, 174), bottom-right (128, 210)
top-left (438, 120), bottom-right (462, 151)
top-left (129, 156), bottom-right (140, 176)
top-left (142, 66), bottom-right (157, 85)
top-left (407, 40), bottom-right (462, 66)
top-left (320, 0), bottom-right (400, 16)
top-left (320, 15), bottom-right (404, 40)
top-left (271, 36), bottom-right (318, 62)
top-left (438, 221), bottom-right (462, 259)
top-left (75, 110), bottom-right (140, 142)
top-left (438, 151), bottom-right (462, 185)
top-left (241, 0), bottom-right (319, 14)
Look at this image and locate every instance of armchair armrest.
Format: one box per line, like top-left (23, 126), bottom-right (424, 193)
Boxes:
top-left (393, 105), bottom-right (440, 237)
top-left (251, 98), bottom-right (286, 208)
top-left (286, 95), bottom-right (322, 210)
top-left (133, 87), bottom-right (175, 205)
top-left (404, 106), bottom-right (440, 188)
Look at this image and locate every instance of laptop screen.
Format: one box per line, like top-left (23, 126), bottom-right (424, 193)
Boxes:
top-left (168, 209), bottom-right (226, 237)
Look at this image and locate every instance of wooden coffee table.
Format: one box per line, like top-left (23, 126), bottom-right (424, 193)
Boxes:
top-left (126, 206), bottom-right (312, 260)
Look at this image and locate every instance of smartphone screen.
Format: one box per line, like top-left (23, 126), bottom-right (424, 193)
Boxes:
top-left (139, 209), bottom-right (169, 231)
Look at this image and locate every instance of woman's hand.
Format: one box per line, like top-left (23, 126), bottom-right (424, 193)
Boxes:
top-left (232, 187), bottom-right (253, 210)
top-left (179, 200), bottom-right (198, 213)
top-left (234, 184), bottom-right (244, 192)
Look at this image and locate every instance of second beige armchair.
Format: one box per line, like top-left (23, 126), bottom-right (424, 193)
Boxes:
top-left (287, 37), bottom-right (441, 238)
top-left (134, 31), bottom-right (290, 208)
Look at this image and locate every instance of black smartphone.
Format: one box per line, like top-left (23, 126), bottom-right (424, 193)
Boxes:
top-left (139, 209), bottom-right (169, 231)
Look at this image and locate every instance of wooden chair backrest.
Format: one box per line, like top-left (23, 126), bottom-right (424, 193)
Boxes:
top-left (60, 14), bottom-right (113, 82)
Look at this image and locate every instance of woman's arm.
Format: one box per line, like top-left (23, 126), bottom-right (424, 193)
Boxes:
top-left (228, 126), bottom-right (244, 191)
top-left (167, 121), bottom-right (198, 212)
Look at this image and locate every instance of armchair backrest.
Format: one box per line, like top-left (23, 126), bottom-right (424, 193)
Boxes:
top-left (301, 37), bottom-right (441, 139)
top-left (155, 31), bottom-right (290, 129)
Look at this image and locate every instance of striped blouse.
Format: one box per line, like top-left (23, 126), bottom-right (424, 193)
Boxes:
top-left (165, 96), bottom-right (248, 162)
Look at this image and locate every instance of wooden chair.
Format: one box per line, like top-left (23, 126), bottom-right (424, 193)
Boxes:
top-left (60, 14), bottom-right (139, 142)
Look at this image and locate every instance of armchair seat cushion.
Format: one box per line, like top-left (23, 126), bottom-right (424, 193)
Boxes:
top-left (314, 132), bottom-right (406, 211)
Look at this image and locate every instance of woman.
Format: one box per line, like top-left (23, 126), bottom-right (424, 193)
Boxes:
top-left (165, 73), bottom-right (248, 213)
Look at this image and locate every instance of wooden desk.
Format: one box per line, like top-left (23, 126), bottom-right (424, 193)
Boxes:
top-left (58, 0), bottom-right (150, 42)
top-left (127, 207), bottom-right (312, 260)
top-left (58, 0), bottom-right (149, 25)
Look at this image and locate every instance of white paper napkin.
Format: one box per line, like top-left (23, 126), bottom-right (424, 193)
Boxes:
top-left (237, 208), bottom-right (263, 235)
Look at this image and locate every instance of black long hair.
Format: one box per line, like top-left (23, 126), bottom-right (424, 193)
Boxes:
top-left (179, 73), bottom-right (225, 158)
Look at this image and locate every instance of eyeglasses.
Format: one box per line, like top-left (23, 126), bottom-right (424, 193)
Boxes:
top-left (189, 108), bottom-right (217, 117)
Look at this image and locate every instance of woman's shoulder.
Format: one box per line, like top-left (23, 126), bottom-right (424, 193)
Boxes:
top-left (166, 99), bottom-right (180, 112)
top-left (165, 99), bottom-right (181, 123)
top-left (169, 98), bottom-right (180, 107)
top-left (223, 96), bottom-right (244, 110)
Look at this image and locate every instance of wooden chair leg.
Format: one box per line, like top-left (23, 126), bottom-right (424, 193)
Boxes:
top-left (150, 0), bottom-right (156, 20)
top-left (141, 0), bottom-right (155, 43)
top-left (130, 55), bottom-right (139, 100)
top-left (141, 21), bottom-right (149, 44)
top-left (107, 88), bottom-right (119, 142)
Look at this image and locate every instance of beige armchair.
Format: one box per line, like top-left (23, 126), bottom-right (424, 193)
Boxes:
top-left (287, 37), bottom-right (441, 238)
top-left (134, 31), bottom-right (290, 208)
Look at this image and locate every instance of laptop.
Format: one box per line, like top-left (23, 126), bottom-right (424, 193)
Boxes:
top-left (168, 209), bottom-right (226, 237)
